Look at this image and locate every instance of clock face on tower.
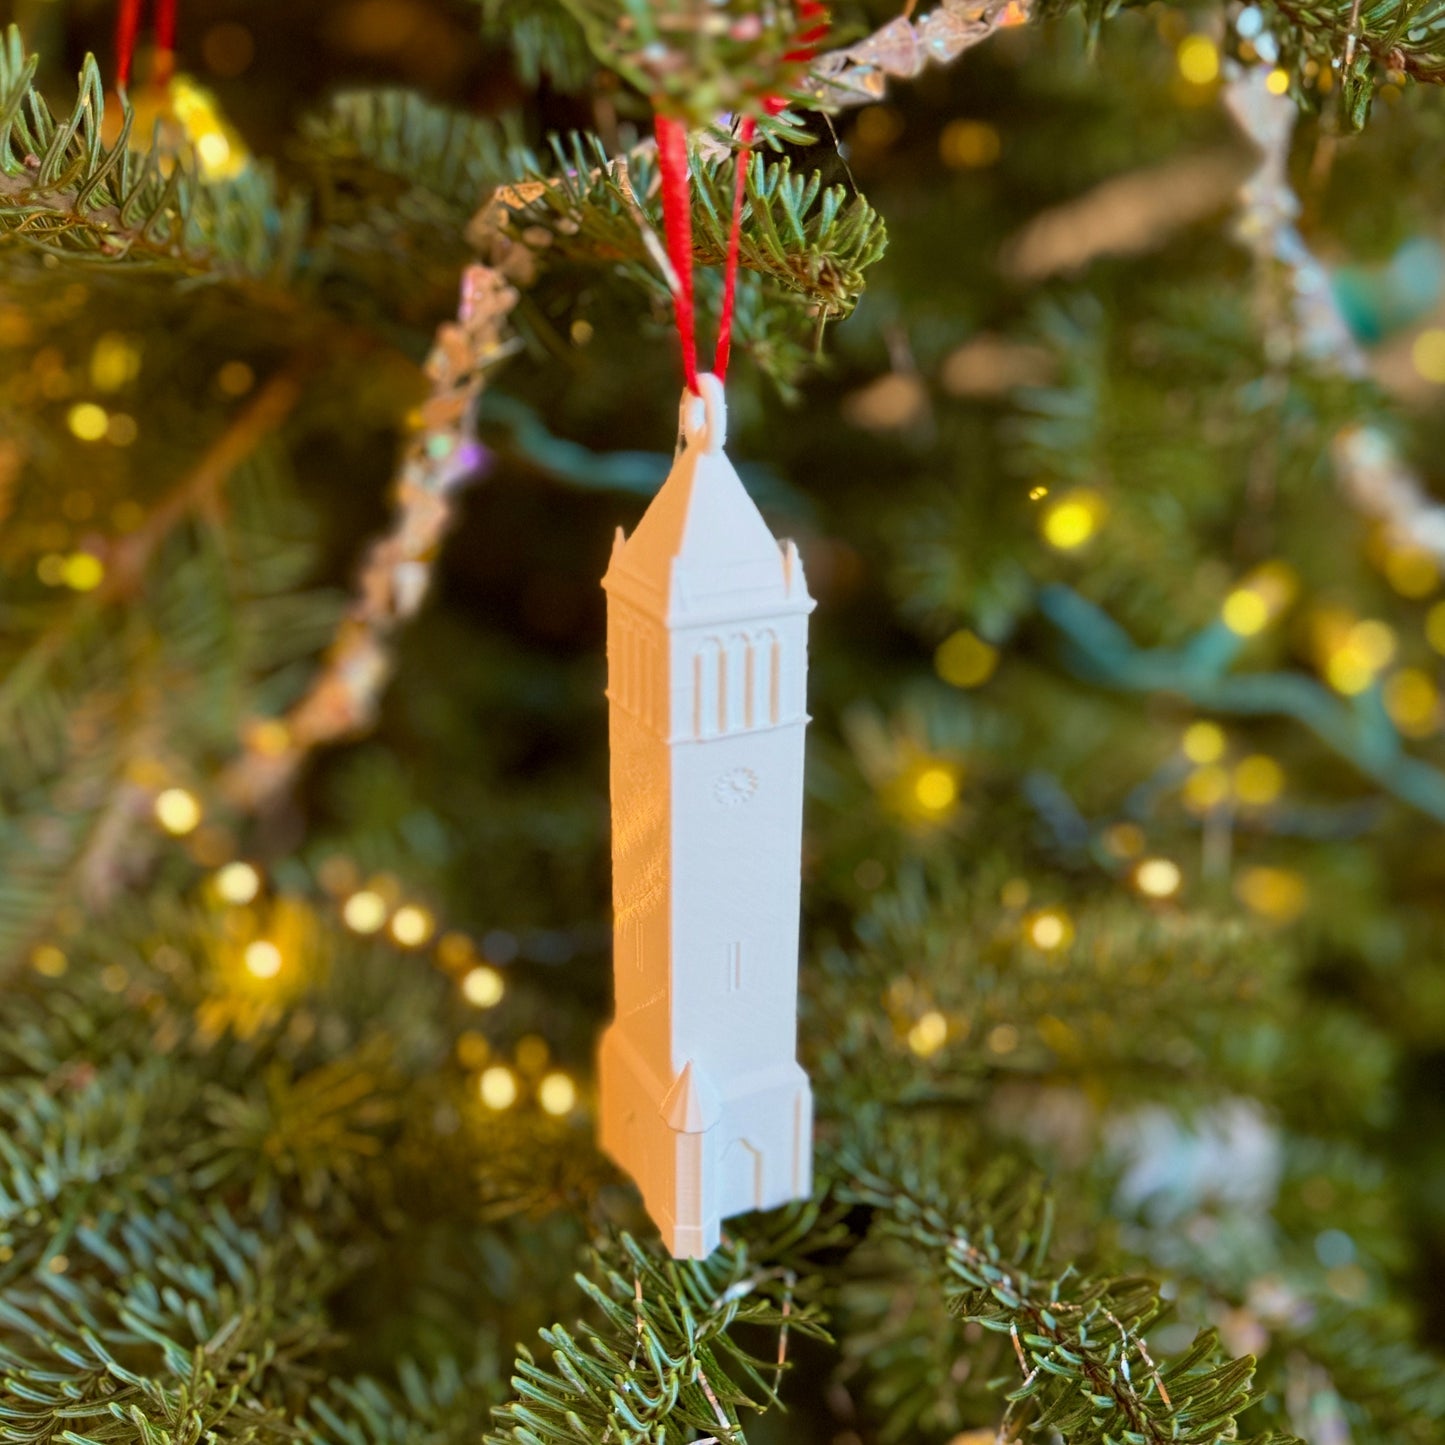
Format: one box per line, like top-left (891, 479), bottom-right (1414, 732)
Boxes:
top-left (713, 766), bottom-right (759, 806)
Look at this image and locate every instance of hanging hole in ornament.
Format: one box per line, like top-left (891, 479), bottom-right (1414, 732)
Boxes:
top-left (683, 372), bottom-right (728, 455)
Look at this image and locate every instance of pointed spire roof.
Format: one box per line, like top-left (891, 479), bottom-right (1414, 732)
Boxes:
top-left (624, 444), bottom-right (781, 581)
top-left (603, 375), bottom-right (812, 624)
top-left (659, 1059), bottom-right (722, 1134)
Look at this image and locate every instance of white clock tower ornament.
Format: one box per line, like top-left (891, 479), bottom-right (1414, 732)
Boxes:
top-left (599, 373), bottom-right (816, 1258)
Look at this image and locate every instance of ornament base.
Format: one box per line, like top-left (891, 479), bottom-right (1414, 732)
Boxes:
top-left (599, 1026), bottom-right (813, 1258)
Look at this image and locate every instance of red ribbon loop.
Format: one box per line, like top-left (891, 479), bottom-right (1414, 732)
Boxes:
top-left (653, 2), bottom-right (827, 395)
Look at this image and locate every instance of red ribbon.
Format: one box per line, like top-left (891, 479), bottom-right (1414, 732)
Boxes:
top-left (153, 0), bottom-right (178, 86)
top-left (115, 0), bottom-right (178, 90)
top-left (654, 1), bottom-right (827, 393)
top-left (115, 0), bottom-right (143, 89)
top-left (654, 113), bottom-right (703, 394)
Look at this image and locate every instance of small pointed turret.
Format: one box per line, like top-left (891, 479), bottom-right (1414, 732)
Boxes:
top-left (659, 1060), bottom-right (722, 1133)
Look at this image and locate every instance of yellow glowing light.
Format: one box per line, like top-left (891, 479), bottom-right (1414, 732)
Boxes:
top-left (1351, 620), bottom-right (1397, 669)
top-left (216, 861), bottom-right (261, 904)
top-left (1383, 545), bottom-right (1438, 599)
top-left (342, 890), bottom-right (387, 933)
top-left (1029, 484), bottom-right (1049, 501)
top-left (907, 1010), bottom-right (948, 1057)
top-left (1027, 908), bottom-right (1074, 951)
top-left (1182, 764), bottom-right (1230, 813)
top-left (1384, 668), bottom-right (1439, 737)
top-left (935, 629), bottom-right (999, 688)
top-left (538, 1071), bottom-right (578, 1116)
top-left (244, 940), bottom-right (283, 979)
top-left (461, 965), bottom-right (505, 1008)
top-left (1177, 34), bottom-right (1221, 85)
top-left (31, 944), bottom-right (68, 978)
top-left (939, 118), bottom-right (1001, 169)
top-left (1265, 67), bottom-right (1290, 95)
top-left (1235, 865), bottom-right (1308, 923)
top-left (1222, 588), bottom-right (1269, 636)
top-left (1135, 857), bottom-right (1182, 898)
top-left (570, 318), bottom-right (594, 346)
top-left (1326, 620), bottom-right (1396, 695)
top-left (196, 130), bottom-right (232, 174)
top-left (170, 77), bottom-right (250, 180)
top-left (1182, 720), bottom-right (1226, 764)
top-left (67, 402), bottom-right (109, 441)
top-left (1042, 491), bottom-right (1103, 550)
top-left (1412, 328), bottom-right (1445, 384)
top-left (61, 552), bottom-right (104, 591)
top-left (914, 765), bottom-right (959, 813)
top-left (479, 1065), bottom-right (518, 1110)
top-left (1234, 755), bottom-right (1284, 807)
top-left (90, 333), bottom-right (140, 392)
top-left (390, 904), bottom-right (435, 948)
top-left (1427, 601), bottom-right (1445, 656)
top-left (1326, 651), bottom-right (1374, 695)
top-left (154, 787), bottom-right (201, 835)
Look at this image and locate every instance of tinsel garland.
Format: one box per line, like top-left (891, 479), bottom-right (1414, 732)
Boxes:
top-left (804, 0), bottom-right (1028, 108)
top-left (223, 265), bottom-right (519, 808)
top-left (1225, 63), bottom-right (1445, 563)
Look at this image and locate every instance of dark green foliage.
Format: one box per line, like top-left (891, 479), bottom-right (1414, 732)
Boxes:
top-left (842, 1160), bottom-right (1293, 1445)
top-left (0, 26), bottom-right (303, 277)
top-left (3, 2), bottom-right (1445, 1444)
top-left (488, 1217), bottom-right (836, 1443)
top-left (0, 440), bottom-right (338, 964)
top-left (474, 0), bottom-right (599, 90)
top-left (494, 131), bottom-right (886, 321)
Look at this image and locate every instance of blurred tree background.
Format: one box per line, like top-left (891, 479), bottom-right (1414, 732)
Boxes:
top-left (2, 0), bottom-right (1445, 1440)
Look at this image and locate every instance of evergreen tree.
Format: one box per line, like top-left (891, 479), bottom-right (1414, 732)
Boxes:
top-left (2, 0), bottom-right (1444, 1441)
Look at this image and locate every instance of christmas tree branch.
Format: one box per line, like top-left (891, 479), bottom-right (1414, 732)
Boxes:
top-left (1265, 0), bottom-right (1445, 85)
top-left (476, 132), bottom-right (886, 328)
top-left (0, 27), bottom-right (303, 278)
top-left (487, 1215), bottom-right (834, 1445)
top-left (102, 367), bottom-right (307, 599)
top-left (300, 90), bottom-right (520, 221)
top-left (839, 1155), bottom-right (1301, 1445)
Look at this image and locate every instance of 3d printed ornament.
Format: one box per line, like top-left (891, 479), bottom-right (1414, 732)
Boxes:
top-left (599, 373), bottom-right (815, 1258)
